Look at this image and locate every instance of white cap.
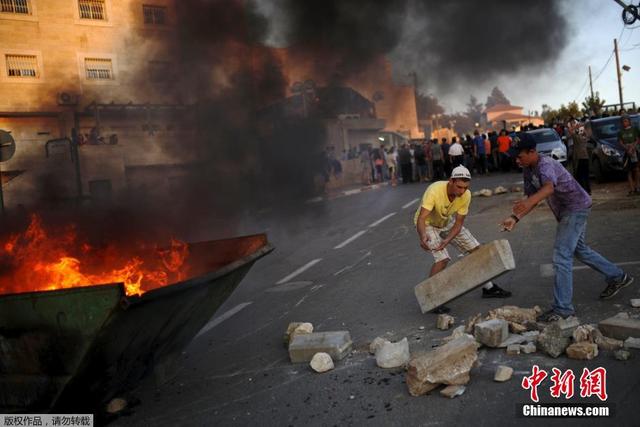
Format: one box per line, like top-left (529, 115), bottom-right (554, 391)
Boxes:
top-left (451, 165), bottom-right (471, 180)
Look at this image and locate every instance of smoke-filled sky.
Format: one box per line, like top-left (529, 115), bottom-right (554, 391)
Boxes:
top-left (255, 0), bottom-right (640, 113)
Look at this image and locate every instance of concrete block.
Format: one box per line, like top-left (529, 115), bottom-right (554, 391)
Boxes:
top-left (506, 344), bottom-right (521, 355)
top-left (549, 317), bottom-right (581, 338)
top-left (630, 299), bottom-right (640, 308)
top-left (521, 342), bottom-right (537, 354)
top-left (289, 331), bottom-right (352, 363)
top-left (598, 316), bottom-right (640, 341)
top-left (624, 337), bottom-right (640, 349)
top-left (498, 334), bottom-right (527, 348)
top-left (566, 342), bottom-right (598, 360)
top-left (440, 385), bottom-right (466, 398)
top-left (436, 314), bottom-right (455, 330)
top-left (474, 319), bottom-right (509, 348)
top-left (494, 366), bottom-right (513, 382)
top-left (614, 349), bottom-right (631, 361)
top-left (414, 240), bottom-right (515, 313)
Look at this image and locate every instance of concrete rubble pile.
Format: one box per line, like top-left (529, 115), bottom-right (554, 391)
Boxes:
top-left (472, 189), bottom-right (493, 197)
top-left (283, 322), bottom-right (352, 373)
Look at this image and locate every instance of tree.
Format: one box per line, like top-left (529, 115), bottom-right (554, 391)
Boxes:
top-left (582, 92), bottom-right (606, 116)
top-left (416, 92), bottom-right (445, 120)
top-left (465, 95), bottom-right (484, 125)
top-left (485, 86), bottom-right (510, 109)
top-left (541, 104), bottom-right (557, 124)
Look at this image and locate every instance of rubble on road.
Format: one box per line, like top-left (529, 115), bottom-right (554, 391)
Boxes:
top-left (595, 334), bottom-right (624, 351)
top-left (509, 186), bottom-right (523, 193)
top-left (631, 299), bottom-right (640, 308)
top-left (572, 325), bottom-right (597, 343)
top-left (624, 337), bottom-right (640, 349)
top-left (440, 385), bottom-right (466, 398)
top-left (506, 345), bottom-right (521, 355)
top-left (284, 322), bottom-right (314, 346)
top-left (375, 338), bottom-right (410, 368)
top-left (548, 317), bottom-right (581, 338)
top-left (498, 334), bottom-right (527, 348)
top-left (474, 319), bottom-right (508, 348)
top-left (494, 186), bottom-right (508, 195)
top-left (465, 313), bottom-right (483, 334)
top-left (369, 337), bottom-right (390, 355)
top-left (288, 331), bottom-right (352, 363)
top-left (472, 189), bottom-right (493, 197)
top-left (106, 398), bottom-right (127, 414)
top-left (521, 330), bottom-right (540, 342)
top-left (537, 324), bottom-right (570, 358)
top-left (598, 314), bottom-right (640, 341)
top-left (566, 342), bottom-right (598, 360)
top-left (406, 336), bottom-right (478, 397)
top-left (494, 366), bottom-right (513, 382)
top-left (521, 342), bottom-right (537, 354)
top-left (436, 314), bottom-right (455, 330)
top-left (487, 305), bottom-right (541, 333)
top-left (614, 349), bottom-right (631, 361)
top-left (310, 352), bottom-right (334, 373)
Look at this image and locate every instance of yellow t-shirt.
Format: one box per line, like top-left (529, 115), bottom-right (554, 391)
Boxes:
top-left (413, 181), bottom-right (471, 228)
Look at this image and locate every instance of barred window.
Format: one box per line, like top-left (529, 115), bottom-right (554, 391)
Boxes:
top-left (1, 0), bottom-right (30, 14)
top-left (143, 5), bottom-right (166, 25)
top-left (78, 0), bottom-right (106, 20)
top-left (85, 58), bottom-right (113, 80)
top-left (6, 54), bottom-right (38, 77)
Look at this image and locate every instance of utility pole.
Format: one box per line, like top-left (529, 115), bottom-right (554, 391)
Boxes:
top-left (614, 38), bottom-right (624, 110)
top-left (588, 65), bottom-right (594, 99)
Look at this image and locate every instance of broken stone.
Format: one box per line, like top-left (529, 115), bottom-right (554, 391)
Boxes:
top-left (566, 342), bottom-right (598, 360)
top-left (631, 299), bottom-right (640, 308)
top-left (443, 325), bottom-right (468, 343)
top-left (614, 312), bottom-right (630, 319)
top-left (522, 330), bottom-right (540, 342)
top-left (488, 305), bottom-right (542, 324)
top-left (419, 326), bottom-right (426, 330)
top-left (406, 336), bottom-right (478, 397)
top-left (310, 352), bottom-right (334, 373)
top-left (498, 334), bottom-right (527, 348)
top-left (614, 349), bottom-right (631, 361)
top-left (509, 186), bottom-right (523, 193)
top-left (284, 322), bottom-right (313, 346)
top-left (289, 331), bottom-right (353, 363)
top-left (598, 315), bottom-right (640, 341)
top-left (106, 398), bottom-right (127, 414)
top-left (414, 240), bottom-right (515, 313)
top-left (537, 326), bottom-right (570, 358)
top-left (494, 186), bottom-right (508, 195)
top-left (465, 313), bottom-right (483, 334)
top-left (521, 342), bottom-right (537, 354)
top-left (437, 314), bottom-right (455, 330)
top-left (624, 337), bottom-right (640, 349)
top-left (544, 317), bottom-right (580, 338)
top-left (472, 189), bottom-right (493, 197)
top-left (594, 335), bottom-right (624, 351)
top-left (440, 385), bottom-right (466, 398)
top-left (494, 366), bottom-right (513, 382)
top-left (369, 337), bottom-right (390, 355)
top-left (510, 322), bottom-right (528, 334)
top-left (376, 338), bottom-right (410, 369)
top-left (474, 319), bottom-right (509, 348)
top-left (506, 344), bottom-right (521, 355)
top-left (572, 325), bottom-right (597, 343)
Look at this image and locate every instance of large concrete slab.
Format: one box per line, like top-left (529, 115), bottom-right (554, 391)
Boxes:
top-left (598, 316), bottom-right (640, 341)
top-left (414, 240), bottom-right (515, 313)
top-left (288, 331), bottom-right (353, 363)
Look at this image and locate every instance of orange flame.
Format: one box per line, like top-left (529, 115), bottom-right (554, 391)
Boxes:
top-left (0, 214), bottom-right (190, 297)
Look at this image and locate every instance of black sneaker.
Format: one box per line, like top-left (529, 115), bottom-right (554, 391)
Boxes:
top-left (432, 305), bottom-right (451, 314)
top-left (600, 274), bottom-right (634, 299)
top-left (537, 309), bottom-right (571, 323)
top-left (481, 284), bottom-right (512, 298)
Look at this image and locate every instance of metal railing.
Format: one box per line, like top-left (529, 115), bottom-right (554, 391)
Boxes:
top-left (85, 58), bottom-right (113, 80)
top-left (5, 54), bottom-right (38, 77)
top-left (78, 0), bottom-right (106, 20)
top-left (0, 0), bottom-right (29, 14)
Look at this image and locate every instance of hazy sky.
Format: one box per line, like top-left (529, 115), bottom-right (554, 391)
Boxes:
top-left (432, 0), bottom-right (640, 113)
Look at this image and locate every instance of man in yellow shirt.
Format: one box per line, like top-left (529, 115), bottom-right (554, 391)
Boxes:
top-left (415, 165), bottom-right (512, 313)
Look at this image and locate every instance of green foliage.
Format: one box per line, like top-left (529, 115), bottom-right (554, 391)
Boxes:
top-left (582, 92), bottom-right (606, 115)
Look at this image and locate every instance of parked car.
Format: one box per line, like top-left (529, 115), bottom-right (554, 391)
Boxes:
top-left (584, 114), bottom-right (640, 182)
top-left (525, 128), bottom-right (568, 165)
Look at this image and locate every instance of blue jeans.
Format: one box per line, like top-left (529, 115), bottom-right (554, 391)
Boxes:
top-left (552, 209), bottom-right (624, 316)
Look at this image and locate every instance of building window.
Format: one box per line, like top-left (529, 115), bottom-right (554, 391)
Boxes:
top-left (5, 54), bottom-right (38, 77)
top-left (1, 0), bottom-right (30, 14)
top-left (85, 58), bottom-right (113, 80)
top-left (143, 5), bottom-right (166, 25)
top-left (78, 0), bottom-right (106, 20)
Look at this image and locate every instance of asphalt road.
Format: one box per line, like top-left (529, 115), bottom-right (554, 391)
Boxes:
top-left (116, 172), bottom-right (640, 427)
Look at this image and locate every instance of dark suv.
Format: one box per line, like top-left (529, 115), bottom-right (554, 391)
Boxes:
top-left (584, 114), bottom-right (640, 182)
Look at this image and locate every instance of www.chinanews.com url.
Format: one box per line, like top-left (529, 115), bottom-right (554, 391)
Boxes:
top-left (517, 403), bottom-right (614, 418)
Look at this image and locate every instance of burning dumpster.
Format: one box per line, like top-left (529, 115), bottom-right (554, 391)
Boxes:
top-left (0, 228), bottom-right (273, 413)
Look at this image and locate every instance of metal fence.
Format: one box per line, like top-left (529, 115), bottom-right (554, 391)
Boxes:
top-left (1, 0), bottom-right (30, 14)
top-left (78, 0), bottom-right (106, 20)
top-left (5, 54), bottom-right (38, 77)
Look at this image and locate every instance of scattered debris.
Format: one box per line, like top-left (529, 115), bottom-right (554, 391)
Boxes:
top-left (419, 326), bottom-right (426, 331)
top-left (614, 312), bottom-right (630, 319)
top-left (406, 336), bottom-right (478, 397)
top-left (474, 319), bottom-right (509, 348)
top-left (521, 331), bottom-right (540, 342)
top-left (376, 338), bottom-right (410, 369)
top-left (566, 342), bottom-right (599, 360)
top-left (487, 306), bottom-right (541, 334)
top-left (369, 337), bottom-right (390, 355)
top-left (594, 334), bottom-right (624, 351)
top-left (443, 325), bottom-right (469, 343)
top-left (537, 325), bottom-right (570, 358)
top-left (549, 317), bottom-right (581, 338)
top-left (465, 313), bottom-right (483, 334)
top-left (614, 349), bottom-right (631, 361)
top-left (440, 385), bottom-right (466, 398)
top-left (284, 322), bottom-right (314, 346)
top-left (289, 331), bottom-right (353, 363)
top-left (624, 337), bottom-right (640, 349)
top-left (506, 345), bottom-right (521, 355)
top-left (598, 314), bottom-right (640, 340)
top-left (414, 240), bottom-right (515, 313)
top-left (437, 314), bottom-right (455, 330)
top-left (494, 366), bottom-right (513, 382)
top-left (310, 352), bottom-right (334, 373)
top-left (106, 398), bottom-right (127, 414)
top-left (498, 334), bottom-right (527, 348)
top-left (520, 342), bottom-right (537, 354)
top-left (509, 186), bottom-right (523, 193)
top-left (472, 189), bottom-right (493, 197)
top-left (572, 325), bottom-right (597, 343)
top-left (494, 186), bottom-right (508, 195)
top-left (631, 299), bottom-right (640, 308)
